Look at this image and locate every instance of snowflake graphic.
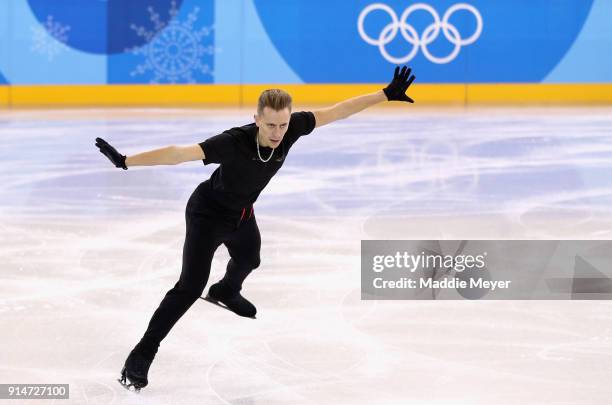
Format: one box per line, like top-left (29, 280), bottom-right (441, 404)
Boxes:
top-left (30, 15), bottom-right (71, 61)
top-left (128, 1), bottom-right (217, 83)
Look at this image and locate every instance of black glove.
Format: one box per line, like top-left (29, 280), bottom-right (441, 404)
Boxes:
top-left (383, 65), bottom-right (416, 103)
top-left (95, 137), bottom-right (127, 170)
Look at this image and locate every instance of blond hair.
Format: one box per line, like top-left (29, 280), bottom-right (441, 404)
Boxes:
top-left (257, 89), bottom-right (292, 115)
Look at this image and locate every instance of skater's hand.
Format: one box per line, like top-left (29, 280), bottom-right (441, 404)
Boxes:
top-left (95, 137), bottom-right (128, 170)
top-left (383, 66), bottom-right (416, 103)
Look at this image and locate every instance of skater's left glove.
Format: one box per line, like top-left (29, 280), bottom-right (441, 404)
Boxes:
top-left (383, 66), bottom-right (416, 103)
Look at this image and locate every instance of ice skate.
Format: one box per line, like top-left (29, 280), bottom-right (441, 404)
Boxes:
top-left (117, 349), bottom-right (153, 392)
top-left (204, 281), bottom-right (257, 318)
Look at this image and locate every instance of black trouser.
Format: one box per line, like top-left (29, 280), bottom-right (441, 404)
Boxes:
top-left (134, 188), bottom-right (261, 360)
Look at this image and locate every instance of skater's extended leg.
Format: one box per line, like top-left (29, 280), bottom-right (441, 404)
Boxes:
top-left (120, 213), bottom-right (223, 390)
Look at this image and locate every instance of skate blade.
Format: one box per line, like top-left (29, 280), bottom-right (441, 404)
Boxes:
top-left (117, 368), bottom-right (143, 393)
top-left (202, 295), bottom-right (256, 319)
top-left (117, 378), bottom-right (142, 393)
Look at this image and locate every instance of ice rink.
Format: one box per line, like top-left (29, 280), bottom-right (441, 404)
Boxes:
top-left (2, 106), bottom-right (612, 404)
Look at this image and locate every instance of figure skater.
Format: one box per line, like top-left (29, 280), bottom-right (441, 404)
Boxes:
top-left (95, 66), bottom-right (415, 391)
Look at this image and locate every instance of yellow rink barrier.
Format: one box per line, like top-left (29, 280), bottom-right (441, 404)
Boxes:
top-left (2, 83), bottom-right (612, 107)
top-left (467, 83), bottom-right (612, 104)
top-left (8, 84), bottom-right (240, 107)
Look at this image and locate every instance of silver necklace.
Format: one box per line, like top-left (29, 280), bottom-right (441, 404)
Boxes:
top-left (256, 132), bottom-right (274, 162)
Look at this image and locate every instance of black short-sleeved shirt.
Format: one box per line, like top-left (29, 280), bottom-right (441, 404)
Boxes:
top-left (196, 111), bottom-right (316, 212)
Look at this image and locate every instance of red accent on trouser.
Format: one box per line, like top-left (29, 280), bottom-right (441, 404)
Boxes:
top-left (237, 206), bottom-right (253, 227)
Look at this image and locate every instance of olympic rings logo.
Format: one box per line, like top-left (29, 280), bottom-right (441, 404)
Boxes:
top-left (357, 2), bottom-right (483, 64)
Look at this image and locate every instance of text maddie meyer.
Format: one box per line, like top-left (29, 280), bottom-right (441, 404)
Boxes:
top-left (372, 277), bottom-right (511, 290)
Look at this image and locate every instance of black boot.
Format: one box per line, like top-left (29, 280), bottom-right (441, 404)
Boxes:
top-left (118, 349), bottom-right (153, 392)
top-left (205, 281), bottom-right (257, 318)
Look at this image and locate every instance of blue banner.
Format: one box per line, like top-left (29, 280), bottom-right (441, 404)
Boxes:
top-left (0, 0), bottom-right (610, 85)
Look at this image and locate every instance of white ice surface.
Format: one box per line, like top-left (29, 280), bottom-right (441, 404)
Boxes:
top-left (1, 107), bottom-right (612, 404)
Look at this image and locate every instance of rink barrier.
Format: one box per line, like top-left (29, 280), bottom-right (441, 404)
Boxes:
top-left (466, 84), bottom-right (612, 104)
top-left (2, 84), bottom-right (612, 107)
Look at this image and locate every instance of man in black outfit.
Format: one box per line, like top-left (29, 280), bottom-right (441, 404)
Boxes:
top-left (95, 66), bottom-right (415, 391)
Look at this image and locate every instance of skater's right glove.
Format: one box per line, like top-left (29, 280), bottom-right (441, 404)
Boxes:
top-left (95, 137), bottom-right (128, 170)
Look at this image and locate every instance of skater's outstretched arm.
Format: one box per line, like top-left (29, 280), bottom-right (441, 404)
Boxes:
top-left (95, 137), bottom-right (204, 169)
top-left (313, 66), bottom-right (416, 128)
top-left (96, 138), bottom-right (204, 170)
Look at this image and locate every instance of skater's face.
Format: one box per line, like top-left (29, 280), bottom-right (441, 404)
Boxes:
top-left (254, 107), bottom-right (291, 149)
